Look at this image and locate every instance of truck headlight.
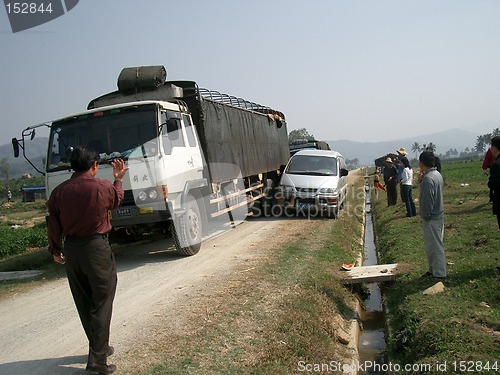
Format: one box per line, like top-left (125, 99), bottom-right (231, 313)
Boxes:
top-left (148, 189), bottom-right (158, 200)
top-left (137, 191), bottom-right (147, 201)
top-left (136, 188), bottom-right (160, 202)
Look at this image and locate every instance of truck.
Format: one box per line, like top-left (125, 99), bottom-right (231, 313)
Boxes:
top-left (12, 65), bottom-right (290, 256)
top-left (289, 139), bottom-right (331, 156)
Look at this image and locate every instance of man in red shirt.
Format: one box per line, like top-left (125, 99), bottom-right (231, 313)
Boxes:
top-left (48, 146), bottom-right (128, 374)
top-left (483, 147), bottom-right (497, 203)
top-left (488, 137), bottom-right (500, 231)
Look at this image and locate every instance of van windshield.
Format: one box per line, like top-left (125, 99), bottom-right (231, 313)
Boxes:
top-left (286, 155), bottom-right (338, 176)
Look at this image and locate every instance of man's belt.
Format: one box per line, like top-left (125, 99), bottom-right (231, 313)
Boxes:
top-left (65, 233), bottom-right (109, 241)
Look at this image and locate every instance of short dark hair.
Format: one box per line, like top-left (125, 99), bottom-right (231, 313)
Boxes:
top-left (419, 151), bottom-right (435, 168)
top-left (491, 136), bottom-right (500, 150)
top-left (401, 157), bottom-right (411, 169)
top-left (70, 146), bottom-right (99, 172)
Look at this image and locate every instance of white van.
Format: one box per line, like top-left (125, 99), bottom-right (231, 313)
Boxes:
top-left (276, 149), bottom-right (349, 218)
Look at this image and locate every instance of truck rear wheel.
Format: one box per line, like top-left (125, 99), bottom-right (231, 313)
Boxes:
top-left (172, 195), bottom-right (202, 256)
top-left (261, 178), bottom-right (276, 217)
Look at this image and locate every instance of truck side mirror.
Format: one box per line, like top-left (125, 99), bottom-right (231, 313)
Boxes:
top-left (12, 138), bottom-right (20, 158)
top-left (340, 168), bottom-right (349, 177)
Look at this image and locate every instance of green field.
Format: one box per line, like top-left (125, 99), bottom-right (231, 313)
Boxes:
top-left (0, 201), bottom-right (48, 260)
top-left (372, 160), bottom-right (500, 371)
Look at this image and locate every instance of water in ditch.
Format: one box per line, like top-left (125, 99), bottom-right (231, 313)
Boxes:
top-left (357, 180), bottom-right (388, 374)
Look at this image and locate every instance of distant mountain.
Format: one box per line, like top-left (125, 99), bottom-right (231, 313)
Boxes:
top-left (463, 121), bottom-right (500, 136)
top-left (328, 128), bottom-right (478, 166)
top-left (0, 137), bottom-right (48, 178)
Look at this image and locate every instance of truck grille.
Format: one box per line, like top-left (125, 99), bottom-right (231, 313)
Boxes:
top-left (122, 190), bottom-right (136, 206)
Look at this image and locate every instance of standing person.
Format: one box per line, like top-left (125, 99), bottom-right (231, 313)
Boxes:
top-left (47, 146), bottom-right (128, 374)
top-left (7, 190), bottom-right (12, 203)
top-left (383, 157), bottom-right (398, 206)
top-left (373, 168), bottom-right (386, 200)
top-left (426, 146), bottom-right (441, 173)
top-left (396, 148), bottom-right (409, 202)
top-left (482, 147), bottom-right (496, 202)
top-left (487, 136), bottom-right (500, 231)
top-left (401, 158), bottom-right (416, 217)
top-left (419, 151), bottom-right (446, 279)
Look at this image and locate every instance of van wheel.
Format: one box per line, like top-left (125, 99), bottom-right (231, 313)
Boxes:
top-left (172, 195), bottom-right (202, 256)
top-left (340, 191), bottom-right (346, 209)
top-left (334, 204), bottom-right (341, 218)
top-left (324, 205), bottom-right (339, 219)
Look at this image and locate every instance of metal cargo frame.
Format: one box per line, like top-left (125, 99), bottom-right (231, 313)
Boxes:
top-left (168, 81), bottom-right (289, 184)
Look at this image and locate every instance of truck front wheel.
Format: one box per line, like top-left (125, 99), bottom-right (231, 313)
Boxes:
top-left (172, 195), bottom-right (202, 256)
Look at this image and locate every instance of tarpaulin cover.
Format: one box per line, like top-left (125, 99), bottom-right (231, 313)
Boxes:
top-left (199, 99), bottom-right (289, 183)
top-left (375, 153), bottom-right (399, 167)
top-left (117, 66), bottom-right (167, 92)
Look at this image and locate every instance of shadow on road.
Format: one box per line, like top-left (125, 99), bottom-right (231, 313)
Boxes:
top-left (0, 354), bottom-right (91, 375)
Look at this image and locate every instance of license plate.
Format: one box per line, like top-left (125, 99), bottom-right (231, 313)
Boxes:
top-left (115, 208), bottom-right (132, 218)
top-left (297, 202), bottom-right (315, 210)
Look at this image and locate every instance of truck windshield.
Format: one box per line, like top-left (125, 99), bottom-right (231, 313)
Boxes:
top-left (286, 155), bottom-right (338, 176)
top-left (47, 104), bottom-right (158, 171)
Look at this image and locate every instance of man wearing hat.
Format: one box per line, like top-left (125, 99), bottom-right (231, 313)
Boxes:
top-left (383, 156), bottom-right (398, 206)
top-left (396, 147), bottom-right (410, 202)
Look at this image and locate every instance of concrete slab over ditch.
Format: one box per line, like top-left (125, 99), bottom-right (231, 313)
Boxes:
top-left (0, 270), bottom-right (43, 281)
top-left (342, 264), bottom-right (399, 284)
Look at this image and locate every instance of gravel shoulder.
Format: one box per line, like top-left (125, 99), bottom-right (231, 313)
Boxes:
top-left (0, 215), bottom-right (329, 374)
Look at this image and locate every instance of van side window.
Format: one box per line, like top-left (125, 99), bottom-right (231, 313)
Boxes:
top-left (182, 114), bottom-right (197, 147)
top-left (339, 157), bottom-right (348, 176)
top-left (161, 111), bottom-right (185, 155)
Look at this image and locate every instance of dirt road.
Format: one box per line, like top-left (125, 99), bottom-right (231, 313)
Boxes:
top-left (0, 216), bottom-right (295, 374)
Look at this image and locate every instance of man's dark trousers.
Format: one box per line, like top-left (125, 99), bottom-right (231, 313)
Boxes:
top-left (386, 184), bottom-right (397, 206)
top-left (64, 236), bottom-right (117, 363)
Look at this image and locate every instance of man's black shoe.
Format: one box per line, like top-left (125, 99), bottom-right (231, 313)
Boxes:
top-left (85, 362), bottom-right (116, 374)
top-left (432, 276), bottom-right (447, 280)
top-left (87, 346), bottom-right (115, 373)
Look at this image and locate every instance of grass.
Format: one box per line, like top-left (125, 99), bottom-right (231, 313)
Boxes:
top-left (0, 201), bottom-right (48, 259)
top-left (0, 201), bottom-right (63, 291)
top-left (372, 160), bottom-right (500, 371)
top-left (134, 174), bottom-right (368, 375)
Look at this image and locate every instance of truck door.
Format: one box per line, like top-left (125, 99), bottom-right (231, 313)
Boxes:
top-left (181, 113), bottom-right (204, 177)
top-left (160, 111), bottom-right (204, 195)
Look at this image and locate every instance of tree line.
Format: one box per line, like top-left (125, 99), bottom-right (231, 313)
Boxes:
top-left (413, 127), bottom-right (500, 161)
top-left (474, 128), bottom-right (500, 153)
top-left (288, 126), bottom-right (500, 167)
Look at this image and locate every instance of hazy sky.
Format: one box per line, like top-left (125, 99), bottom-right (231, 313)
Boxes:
top-left (1, 0), bottom-right (500, 147)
